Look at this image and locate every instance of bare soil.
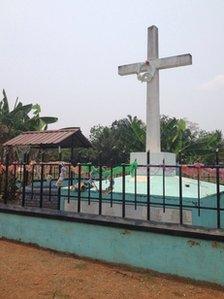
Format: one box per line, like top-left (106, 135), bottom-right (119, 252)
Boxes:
top-left (0, 239), bottom-right (224, 299)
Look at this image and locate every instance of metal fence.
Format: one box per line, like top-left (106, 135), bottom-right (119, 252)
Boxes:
top-left (0, 156), bottom-right (224, 229)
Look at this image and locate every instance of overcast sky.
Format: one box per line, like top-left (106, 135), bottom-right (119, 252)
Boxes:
top-left (1, 0), bottom-right (224, 136)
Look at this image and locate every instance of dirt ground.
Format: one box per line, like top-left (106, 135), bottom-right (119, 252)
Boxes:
top-left (0, 240), bottom-right (224, 299)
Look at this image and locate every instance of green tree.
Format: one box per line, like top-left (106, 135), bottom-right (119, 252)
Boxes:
top-left (86, 115), bottom-right (223, 165)
top-left (161, 115), bottom-right (195, 160)
top-left (16, 110), bottom-right (220, 166)
top-left (186, 130), bottom-right (223, 164)
top-left (88, 116), bottom-right (146, 165)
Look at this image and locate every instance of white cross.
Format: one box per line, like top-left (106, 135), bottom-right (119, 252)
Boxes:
top-left (118, 25), bottom-right (192, 153)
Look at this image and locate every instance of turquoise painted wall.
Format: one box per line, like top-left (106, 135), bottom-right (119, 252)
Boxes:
top-left (0, 212), bottom-right (224, 285)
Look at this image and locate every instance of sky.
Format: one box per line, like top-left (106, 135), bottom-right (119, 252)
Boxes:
top-left (0, 0), bottom-right (224, 137)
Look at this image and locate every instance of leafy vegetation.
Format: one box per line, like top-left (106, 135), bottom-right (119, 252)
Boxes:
top-left (0, 90), bottom-right (58, 155)
top-left (73, 115), bottom-right (223, 165)
top-left (0, 89), bottom-right (222, 165)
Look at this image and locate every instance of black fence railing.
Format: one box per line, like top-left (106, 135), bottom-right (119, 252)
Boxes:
top-left (0, 159), bottom-right (224, 229)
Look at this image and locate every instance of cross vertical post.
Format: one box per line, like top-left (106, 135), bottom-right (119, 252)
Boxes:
top-left (146, 26), bottom-right (160, 153)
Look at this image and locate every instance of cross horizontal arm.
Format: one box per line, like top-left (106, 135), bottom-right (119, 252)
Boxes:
top-left (157, 53), bottom-right (192, 70)
top-left (118, 54), bottom-right (192, 76)
top-left (118, 62), bottom-right (146, 76)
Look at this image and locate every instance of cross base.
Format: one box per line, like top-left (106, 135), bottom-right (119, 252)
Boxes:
top-left (130, 152), bottom-right (176, 176)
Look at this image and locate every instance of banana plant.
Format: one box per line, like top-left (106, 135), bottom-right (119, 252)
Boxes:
top-left (0, 89), bottom-right (58, 147)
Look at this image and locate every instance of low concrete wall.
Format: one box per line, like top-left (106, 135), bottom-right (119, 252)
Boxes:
top-left (61, 195), bottom-right (192, 225)
top-left (60, 190), bottom-right (224, 229)
top-left (0, 207), bottom-right (224, 285)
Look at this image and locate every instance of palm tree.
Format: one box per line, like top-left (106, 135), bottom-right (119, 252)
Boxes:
top-left (126, 115), bottom-right (146, 150)
top-left (161, 115), bottom-right (223, 163)
top-left (161, 116), bottom-right (193, 156)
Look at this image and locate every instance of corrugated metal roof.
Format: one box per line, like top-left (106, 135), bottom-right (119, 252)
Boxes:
top-left (3, 128), bottom-right (91, 148)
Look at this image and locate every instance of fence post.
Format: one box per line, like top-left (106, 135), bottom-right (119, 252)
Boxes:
top-left (179, 155), bottom-right (183, 225)
top-left (216, 148), bottom-right (220, 229)
top-left (57, 149), bottom-right (62, 211)
top-left (147, 150), bottom-right (150, 221)
top-left (162, 158), bottom-right (166, 213)
top-left (99, 164), bottom-right (102, 215)
top-left (12, 163), bottom-right (17, 201)
top-left (77, 163), bottom-right (81, 213)
top-left (88, 163), bottom-right (92, 205)
top-left (134, 166), bottom-right (137, 210)
top-left (110, 165), bottom-right (113, 207)
top-left (48, 165), bottom-right (52, 202)
top-left (197, 167), bottom-right (201, 216)
top-left (22, 153), bottom-right (28, 207)
top-left (40, 152), bottom-right (44, 208)
top-left (68, 163), bottom-right (71, 204)
top-left (122, 164), bottom-right (126, 218)
top-left (3, 151), bottom-right (9, 204)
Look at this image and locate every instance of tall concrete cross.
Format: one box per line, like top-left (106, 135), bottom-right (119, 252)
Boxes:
top-left (118, 25), bottom-right (192, 153)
